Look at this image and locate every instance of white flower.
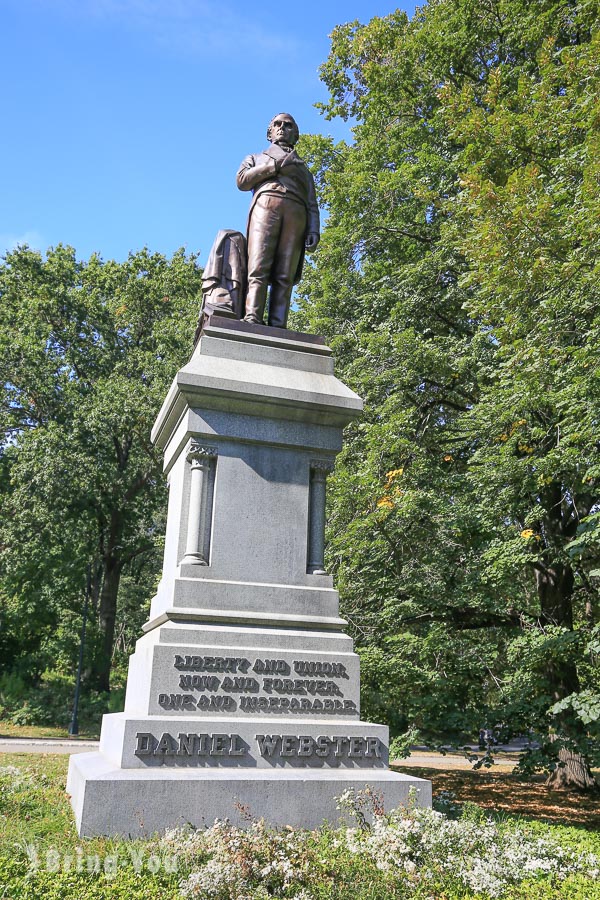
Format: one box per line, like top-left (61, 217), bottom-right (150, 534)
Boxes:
top-left (164, 804), bottom-right (598, 900)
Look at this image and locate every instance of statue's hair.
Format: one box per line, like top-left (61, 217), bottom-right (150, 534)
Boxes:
top-left (266, 113), bottom-right (299, 145)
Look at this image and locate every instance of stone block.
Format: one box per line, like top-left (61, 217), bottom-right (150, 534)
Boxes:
top-left (68, 752), bottom-right (432, 837)
top-left (123, 634), bottom-right (362, 718)
top-left (99, 713), bottom-right (389, 769)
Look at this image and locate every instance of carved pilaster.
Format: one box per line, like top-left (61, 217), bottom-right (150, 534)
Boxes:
top-left (307, 459), bottom-right (334, 575)
top-left (181, 442), bottom-right (218, 566)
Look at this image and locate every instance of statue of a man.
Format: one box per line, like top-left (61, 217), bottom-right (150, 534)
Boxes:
top-left (236, 113), bottom-right (320, 329)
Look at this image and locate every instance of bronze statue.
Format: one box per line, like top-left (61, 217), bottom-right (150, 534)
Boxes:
top-left (237, 113), bottom-right (320, 329)
top-left (194, 229), bottom-right (247, 344)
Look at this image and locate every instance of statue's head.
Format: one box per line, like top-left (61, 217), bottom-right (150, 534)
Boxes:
top-left (266, 113), bottom-right (299, 147)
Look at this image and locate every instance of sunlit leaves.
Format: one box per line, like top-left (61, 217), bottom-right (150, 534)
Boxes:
top-left (0, 245), bottom-right (202, 686)
top-left (298, 1), bottom-right (600, 766)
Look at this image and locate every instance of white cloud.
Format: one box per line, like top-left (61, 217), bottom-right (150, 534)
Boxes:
top-left (0, 231), bottom-right (45, 254)
top-left (27, 0), bottom-right (300, 58)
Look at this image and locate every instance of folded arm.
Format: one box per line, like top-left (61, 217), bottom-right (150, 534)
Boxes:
top-left (236, 154), bottom-right (279, 192)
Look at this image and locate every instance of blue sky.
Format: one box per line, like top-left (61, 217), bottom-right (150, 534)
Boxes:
top-left (1, 0), bottom-right (415, 265)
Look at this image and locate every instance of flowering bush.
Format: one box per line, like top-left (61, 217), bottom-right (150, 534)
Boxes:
top-left (160, 789), bottom-right (600, 900)
top-left (160, 819), bottom-right (315, 900)
top-left (431, 789), bottom-right (463, 818)
top-left (0, 765), bottom-right (45, 795)
top-left (1, 760), bottom-right (598, 900)
top-left (343, 802), bottom-right (598, 897)
top-left (0, 766), bottom-right (23, 783)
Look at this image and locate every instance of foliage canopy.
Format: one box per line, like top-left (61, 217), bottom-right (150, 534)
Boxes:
top-left (0, 245), bottom-right (201, 695)
top-left (295, 0), bottom-right (600, 786)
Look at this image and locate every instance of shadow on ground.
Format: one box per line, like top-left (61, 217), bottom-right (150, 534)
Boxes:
top-left (393, 763), bottom-right (600, 830)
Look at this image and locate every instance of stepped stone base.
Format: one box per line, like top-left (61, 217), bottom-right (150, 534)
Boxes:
top-left (68, 752), bottom-right (431, 836)
top-left (67, 321), bottom-right (432, 837)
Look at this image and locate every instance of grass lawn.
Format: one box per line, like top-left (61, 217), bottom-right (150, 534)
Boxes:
top-left (1, 753), bottom-right (599, 899)
top-left (0, 753), bottom-right (183, 899)
top-left (0, 723), bottom-right (100, 741)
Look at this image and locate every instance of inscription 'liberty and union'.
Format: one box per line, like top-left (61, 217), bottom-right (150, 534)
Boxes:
top-left (159, 654), bottom-right (358, 716)
top-left (173, 655), bottom-right (349, 678)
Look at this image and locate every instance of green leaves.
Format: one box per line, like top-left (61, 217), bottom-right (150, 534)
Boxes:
top-left (551, 690), bottom-right (600, 726)
top-left (0, 245), bottom-right (202, 690)
top-left (299, 0), bottom-right (600, 778)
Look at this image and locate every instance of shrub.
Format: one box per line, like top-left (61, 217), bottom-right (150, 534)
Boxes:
top-left (156, 789), bottom-right (600, 900)
top-left (0, 670), bottom-right (108, 730)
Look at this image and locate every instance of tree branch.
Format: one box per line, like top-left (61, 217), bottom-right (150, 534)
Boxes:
top-left (399, 609), bottom-right (525, 629)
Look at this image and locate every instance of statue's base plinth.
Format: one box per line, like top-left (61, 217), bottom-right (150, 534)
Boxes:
top-left (68, 751), bottom-right (430, 836)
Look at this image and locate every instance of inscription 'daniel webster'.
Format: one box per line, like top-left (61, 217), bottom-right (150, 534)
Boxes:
top-left (156, 654), bottom-right (359, 716)
top-left (135, 732), bottom-right (383, 762)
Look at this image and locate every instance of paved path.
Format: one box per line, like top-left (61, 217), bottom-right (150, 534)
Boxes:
top-left (0, 738), bottom-right (99, 755)
top-left (393, 752), bottom-right (517, 770)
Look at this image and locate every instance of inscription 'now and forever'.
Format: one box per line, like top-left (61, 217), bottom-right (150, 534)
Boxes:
top-left (157, 654), bottom-right (358, 716)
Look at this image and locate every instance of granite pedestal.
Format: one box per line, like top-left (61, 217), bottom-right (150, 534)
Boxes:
top-left (68, 320), bottom-right (431, 836)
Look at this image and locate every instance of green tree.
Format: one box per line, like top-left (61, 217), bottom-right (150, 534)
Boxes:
top-left (296, 0), bottom-right (599, 788)
top-left (0, 245), bottom-right (202, 693)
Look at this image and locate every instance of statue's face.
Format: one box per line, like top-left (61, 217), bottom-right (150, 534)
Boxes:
top-left (269, 115), bottom-right (297, 146)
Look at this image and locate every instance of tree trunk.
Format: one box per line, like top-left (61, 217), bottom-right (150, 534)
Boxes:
top-left (535, 561), bottom-right (597, 792)
top-left (93, 555), bottom-right (123, 693)
top-left (546, 743), bottom-right (599, 793)
top-left (536, 561), bottom-right (574, 630)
